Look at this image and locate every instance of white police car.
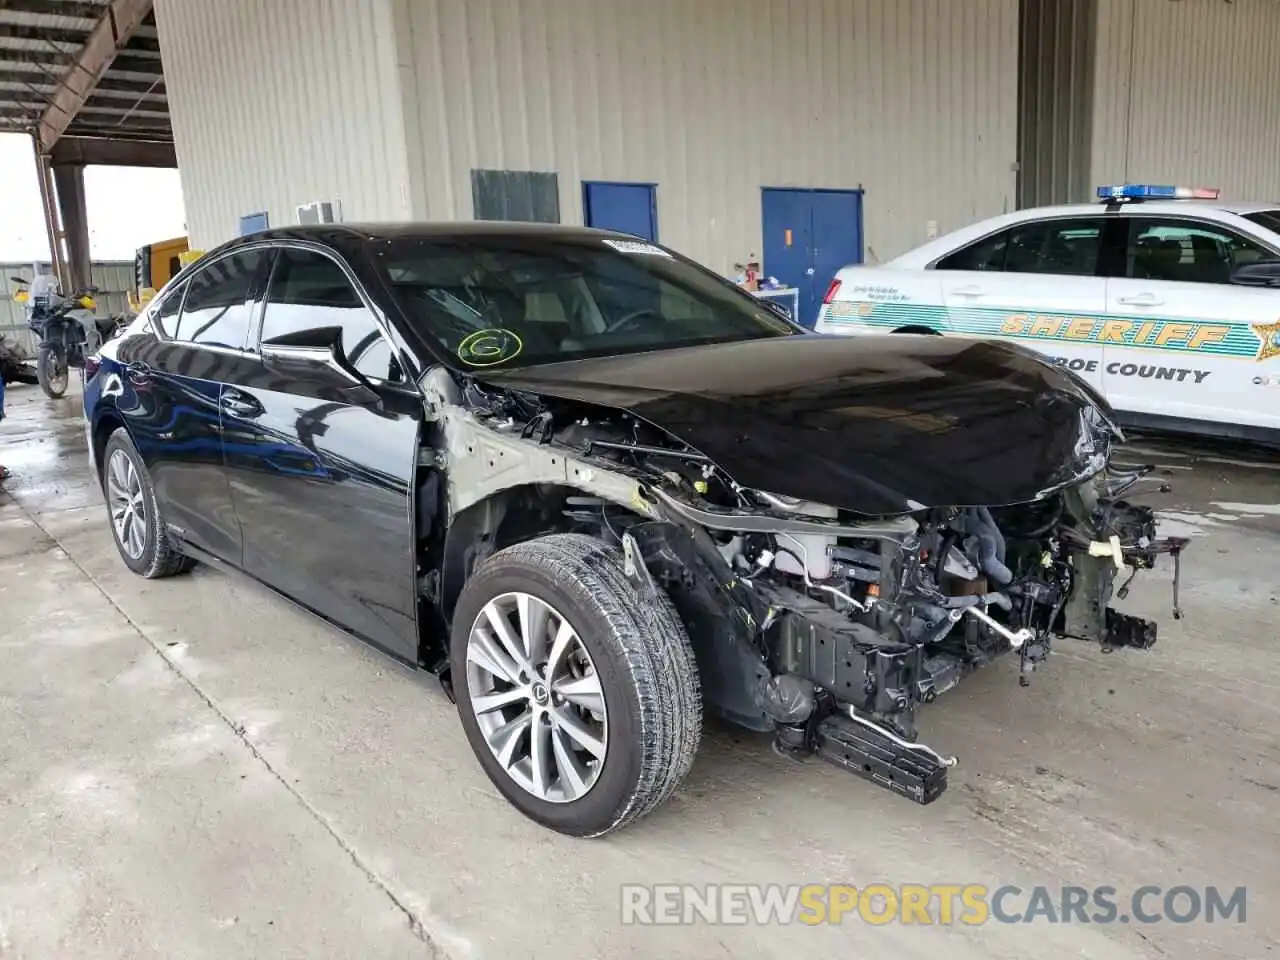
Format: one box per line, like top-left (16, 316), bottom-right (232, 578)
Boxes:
top-left (815, 185), bottom-right (1280, 443)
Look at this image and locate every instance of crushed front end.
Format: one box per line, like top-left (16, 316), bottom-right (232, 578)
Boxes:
top-left (623, 459), bottom-right (1188, 806)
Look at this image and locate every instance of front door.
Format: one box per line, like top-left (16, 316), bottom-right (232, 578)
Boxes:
top-left (582, 182), bottom-right (658, 241)
top-left (1103, 215), bottom-right (1280, 431)
top-left (220, 246), bottom-right (423, 661)
top-left (761, 188), bottom-right (863, 327)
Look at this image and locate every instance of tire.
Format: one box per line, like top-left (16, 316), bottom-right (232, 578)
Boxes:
top-left (101, 427), bottom-right (195, 578)
top-left (891, 325), bottom-right (941, 336)
top-left (36, 343), bottom-right (69, 399)
top-left (451, 533), bottom-right (702, 837)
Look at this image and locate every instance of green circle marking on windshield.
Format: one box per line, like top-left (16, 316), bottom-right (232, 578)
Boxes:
top-left (457, 329), bottom-right (523, 367)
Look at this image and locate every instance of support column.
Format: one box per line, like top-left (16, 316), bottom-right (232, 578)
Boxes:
top-left (52, 164), bottom-right (92, 292)
top-left (31, 141), bottom-right (68, 292)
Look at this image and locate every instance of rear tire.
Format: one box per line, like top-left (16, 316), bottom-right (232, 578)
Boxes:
top-left (102, 427), bottom-right (195, 578)
top-left (451, 533), bottom-right (701, 837)
top-left (36, 344), bottom-right (69, 398)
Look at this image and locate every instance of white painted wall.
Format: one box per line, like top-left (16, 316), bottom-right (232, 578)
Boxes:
top-left (1091, 0), bottom-right (1280, 201)
top-left (157, 0), bottom-right (1020, 270)
top-left (400, 0), bottom-right (1020, 271)
top-left (154, 0), bottom-right (417, 250)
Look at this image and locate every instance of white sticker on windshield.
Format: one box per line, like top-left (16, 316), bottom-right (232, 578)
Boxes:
top-left (602, 238), bottom-right (671, 257)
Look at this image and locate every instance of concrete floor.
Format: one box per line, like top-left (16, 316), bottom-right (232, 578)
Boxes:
top-left (1, 379), bottom-right (1277, 959)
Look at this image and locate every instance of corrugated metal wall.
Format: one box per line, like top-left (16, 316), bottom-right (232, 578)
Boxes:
top-left (0, 262), bottom-right (133, 357)
top-left (1091, 0), bottom-right (1280, 199)
top-left (401, 0), bottom-right (1019, 271)
top-left (153, 0), bottom-right (418, 250)
top-left (1018, 0), bottom-right (1097, 208)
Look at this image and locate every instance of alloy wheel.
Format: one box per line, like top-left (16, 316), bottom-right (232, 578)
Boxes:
top-left (106, 449), bottom-right (146, 560)
top-left (465, 592), bottom-right (608, 803)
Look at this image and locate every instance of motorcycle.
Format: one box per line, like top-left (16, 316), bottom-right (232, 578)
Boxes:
top-left (12, 277), bottom-right (125, 399)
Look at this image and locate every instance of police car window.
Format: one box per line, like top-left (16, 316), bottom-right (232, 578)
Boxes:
top-left (262, 249), bottom-right (402, 382)
top-left (936, 232), bottom-right (1007, 271)
top-left (1125, 219), bottom-right (1271, 285)
top-left (173, 250), bottom-right (265, 348)
top-left (936, 218), bottom-right (1103, 276)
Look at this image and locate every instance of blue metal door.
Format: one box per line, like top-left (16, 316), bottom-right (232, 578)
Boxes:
top-left (761, 189), bottom-right (813, 323)
top-left (761, 188), bottom-right (864, 327)
top-left (582, 182), bottom-right (658, 241)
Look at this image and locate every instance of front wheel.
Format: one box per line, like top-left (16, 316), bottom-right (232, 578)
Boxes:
top-left (451, 533), bottom-right (702, 837)
top-left (36, 343), bottom-right (69, 398)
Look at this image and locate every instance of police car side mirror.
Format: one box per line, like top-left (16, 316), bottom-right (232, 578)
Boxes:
top-left (1230, 260), bottom-right (1280, 288)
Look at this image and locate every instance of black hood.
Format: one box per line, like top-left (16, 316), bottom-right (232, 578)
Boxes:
top-left (478, 334), bottom-right (1116, 517)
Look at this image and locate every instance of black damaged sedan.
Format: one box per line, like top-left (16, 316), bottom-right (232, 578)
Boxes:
top-left (83, 223), bottom-right (1185, 836)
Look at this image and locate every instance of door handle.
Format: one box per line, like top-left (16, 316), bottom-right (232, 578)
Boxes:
top-left (1117, 293), bottom-right (1163, 306)
top-left (950, 285), bottom-right (985, 297)
top-left (220, 391), bottom-right (263, 418)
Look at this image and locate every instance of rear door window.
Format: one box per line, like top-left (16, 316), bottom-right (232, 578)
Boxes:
top-left (150, 281), bottom-right (187, 337)
top-left (936, 217), bottom-right (1105, 276)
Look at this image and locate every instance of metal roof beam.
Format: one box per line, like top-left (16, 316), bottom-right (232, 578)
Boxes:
top-left (48, 134), bottom-right (175, 167)
top-left (107, 52), bottom-right (160, 74)
top-left (0, 47), bottom-right (68, 65)
top-left (63, 122), bottom-right (169, 140)
top-left (1, 66), bottom-right (160, 95)
top-left (0, 24), bottom-right (92, 47)
top-left (0, 1), bottom-right (109, 19)
top-left (36, 0), bottom-right (153, 151)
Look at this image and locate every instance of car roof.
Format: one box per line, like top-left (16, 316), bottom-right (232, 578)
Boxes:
top-left (1016, 199), bottom-right (1280, 217)
top-left (223, 220), bottom-right (632, 248)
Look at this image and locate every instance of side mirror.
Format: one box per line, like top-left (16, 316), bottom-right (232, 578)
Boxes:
top-left (261, 325), bottom-right (375, 392)
top-left (1230, 259), bottom-right (1280, 287)
top-left (260, 325), bottom-right (417, 408)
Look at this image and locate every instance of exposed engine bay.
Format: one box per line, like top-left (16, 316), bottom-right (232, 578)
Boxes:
top-left (437, 371), bottom-right (1190, 806)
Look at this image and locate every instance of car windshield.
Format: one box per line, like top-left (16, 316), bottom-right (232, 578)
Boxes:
top-left (367, 234), bottom-right (799, 369)
top-left (1243, 210), bottom-right (1280, 237)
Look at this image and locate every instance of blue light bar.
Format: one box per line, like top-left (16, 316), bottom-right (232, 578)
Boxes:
top-left (1096, 184), bottom-right (1221, 200)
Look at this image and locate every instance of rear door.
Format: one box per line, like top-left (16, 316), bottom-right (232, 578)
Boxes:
top-left (1102, 215), bottom-right (1280, 431)
top-left (117, 249), bottom-right (269, 561)
top-left (220, 245), bottom-right (423, 661)
top-left (935, 215), bottom-right (1117, 391)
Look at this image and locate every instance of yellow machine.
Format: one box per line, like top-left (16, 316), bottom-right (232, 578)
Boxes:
top-left (128, 236), bottom-right (200, 312)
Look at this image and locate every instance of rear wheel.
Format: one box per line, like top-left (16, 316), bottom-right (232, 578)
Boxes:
top-left (451, 533), bottom-right (701, 837)
top-left (36, 343), bottom-right (68, 398)
top-left (102, 427), bottom-right (195, 578)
